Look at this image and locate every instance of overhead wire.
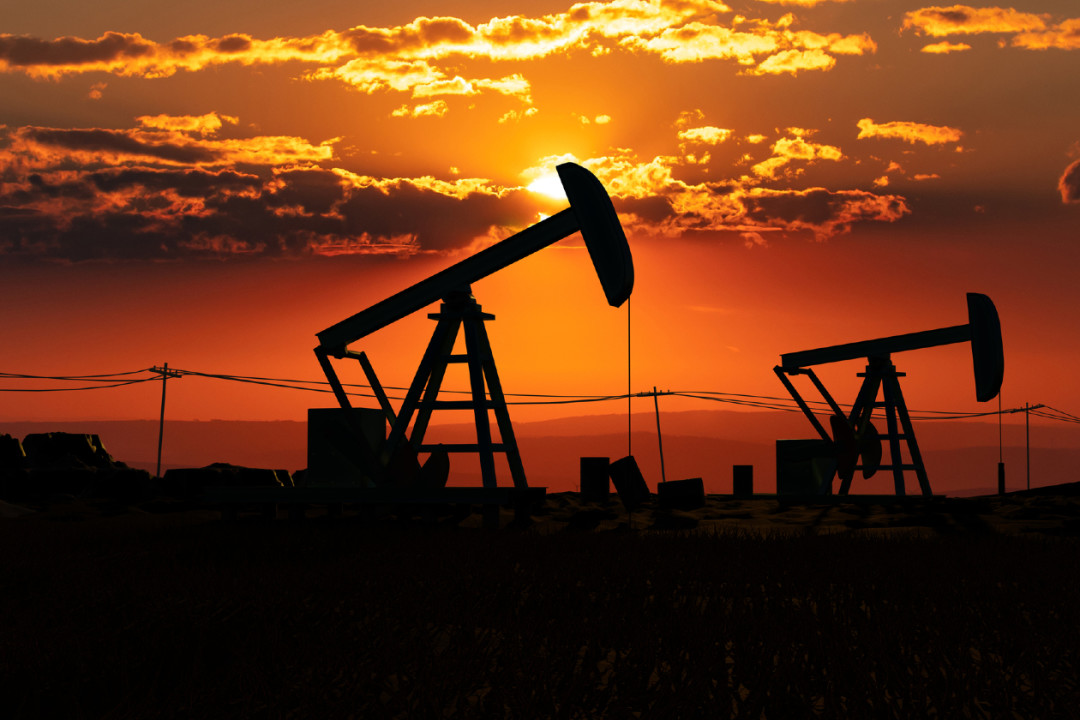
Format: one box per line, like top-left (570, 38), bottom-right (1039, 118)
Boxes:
top-left (2, 365), bottom-right (1079, 428)
top-left (0, 368), bottom-right (159, 392)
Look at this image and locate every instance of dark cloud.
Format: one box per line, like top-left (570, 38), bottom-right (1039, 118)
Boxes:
top-left (337, 183), bottom-right (536, 252)
top-left (265, 169), bottom-right (345, 214)
top-left (88, 167), bottom-right (262, 196)
top-left (0, 32), bottom-right (153, 67)
top-left (215, 34), bottom-right (253, 54)
top-left (15, 174), bottom-right (97, 202)
top-left (744, 188), bottom-right (909, 238)
top-left (168, 38), bottom-right (199, 54)
top-left (28, 128), bottom-right (219, 164)
top-left (613, 195), bottom-right (676, 224)
top-left (1059, 159), bottom-right (1080, 204)
top-left (933, 9), bottom-right (972, 24)
top-left (0, 159), bottom-right (543, 261)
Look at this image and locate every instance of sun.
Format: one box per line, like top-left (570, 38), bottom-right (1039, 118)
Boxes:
top-left (526, 172), bottom-right (567, 201)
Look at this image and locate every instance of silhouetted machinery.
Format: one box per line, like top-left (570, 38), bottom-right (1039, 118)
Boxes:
top-left (313, 163), bottom-right (633, 489)
top-left (774, 293), bottom-right (1004, 496)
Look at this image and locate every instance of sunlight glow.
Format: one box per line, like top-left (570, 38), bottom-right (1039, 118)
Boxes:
top-left (526, 173), bottom-right (567, 201)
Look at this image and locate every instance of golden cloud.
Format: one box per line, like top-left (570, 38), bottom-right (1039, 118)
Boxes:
top-left (902, 6), bottom-right (1048, 37)
top-left (525, 147), bottom-right (908, 241)
top-left (625, 14), bottom-right (874, 74)
top-left (756, 0), bottom-right (855, 5)
top-left (857, 118), bottom-right (963, 145)
top-left (678, 126), bottom-right (733, 144)
top-left (1012, 18), bottom-right (1080, 50)
top-left (920, 41), bottom-right (973, 53)
top-left (0, 116), bottom-right (335, 185)
top-left (751, 136), bottom-right (843, 178)
top-left (751, 48), bottom-right (835, 75)
top-left (391, 101), bottom-right (449, 118)
top-left (135, 112), bottom-right (238, 135)
top-left (0, 0), bottom-right (871, 105)
top-left (625, 22), bottom-right (780, 64)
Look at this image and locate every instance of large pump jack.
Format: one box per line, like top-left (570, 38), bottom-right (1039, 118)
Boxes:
top-left (314, 163), bottom-right (633, 489)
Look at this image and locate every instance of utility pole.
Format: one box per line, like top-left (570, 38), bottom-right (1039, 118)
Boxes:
top-left (653, 386), bottom-right (666, 485)
top-left (151, 364), bottom-right (182, 478)
top-left (1023, 403), bottom-right (1045, 491)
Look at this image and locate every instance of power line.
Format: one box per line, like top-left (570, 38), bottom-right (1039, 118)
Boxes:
top-left (3, 365), bottom-right (1080, 429)
top-left (0, 369), bottom-right (151, 380)
top-left (0, 377), bottom-right (157, 392)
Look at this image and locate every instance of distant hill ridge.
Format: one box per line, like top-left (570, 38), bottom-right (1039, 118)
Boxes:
top-left (0, 410), bottom-right (1070, 495)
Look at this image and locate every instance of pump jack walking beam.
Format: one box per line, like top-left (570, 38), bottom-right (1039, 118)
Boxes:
top-left (317, 163), bottom-right (633, 358)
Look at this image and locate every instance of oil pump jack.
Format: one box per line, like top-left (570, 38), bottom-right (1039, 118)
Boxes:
top-left (313, 162), bottom-right (633, 490)
top-left (774, 293), bottom-right (1004, 496)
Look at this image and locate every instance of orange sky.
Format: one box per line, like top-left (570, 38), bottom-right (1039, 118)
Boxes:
top-left (2, 0), bottom-right (1079, 445)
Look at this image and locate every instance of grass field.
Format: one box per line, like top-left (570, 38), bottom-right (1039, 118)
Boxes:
top-left (2, 496), bottom-right (1079, 718)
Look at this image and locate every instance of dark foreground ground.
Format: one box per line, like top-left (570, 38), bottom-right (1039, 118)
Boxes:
top-left (2, 488), bottom-right (1079, 719)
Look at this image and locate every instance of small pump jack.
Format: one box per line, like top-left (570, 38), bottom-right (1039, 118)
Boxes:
top-left (314, 163), bottom-right (634, 490)
top-left (774, 293), bottom-right (1004, 496)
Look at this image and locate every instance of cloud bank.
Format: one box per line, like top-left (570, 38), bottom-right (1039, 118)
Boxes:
top-left (0, 0), bottom-right (878, 116)
top-left (0, 112), bottom-right (912, 260)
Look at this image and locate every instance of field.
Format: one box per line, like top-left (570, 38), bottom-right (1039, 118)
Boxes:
top-left (2, 489), bottom-right (1079, 718)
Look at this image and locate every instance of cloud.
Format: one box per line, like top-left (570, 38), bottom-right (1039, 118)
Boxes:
top-left (902, 6), bottom-right (1049, 37)
top-left (920, 41), bottom-right (972, 53)
top-left (532, 147), bottom-right (910, 241)
top-left (4, 124), bottom-right (335, 171)
top-left (751, 136), bottom-right (843, 179)
top-left (0, 0), bottom-right (874, 111)
top-left (902, 7), bottom-right (1080, 51)
top-left (857, 118), bottom-right (963, 145)
top-left (0, 109), bottom-right (917, 262)
top-left (0, 30), bottom-right (348, 80)
top-left (623, 14), bottom-right (875, 74)
top-left (750, 48), bottom-right (835, 75)
top-left (0, 116), bottom-right (541, 261)
top-left (135, 112), bottom-right (238, 135)
top-left (498, 107), bottom-right (539, 124)
top-left (1060, 159), bottom-right (1080, 204)
top-left (391, 100), bottom-right (450, 118)
top-left (1012, 18), bottom-right (1080, 50)
top-left (755, 0), bottom-right (854, 5)
top-left (678, 126), bottom-right (733, 145)
top-left (742, 186), bottom-right (909, 239)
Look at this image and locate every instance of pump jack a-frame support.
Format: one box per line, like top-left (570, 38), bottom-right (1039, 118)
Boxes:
top-left (386, 289), bottom-right (526, 490)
